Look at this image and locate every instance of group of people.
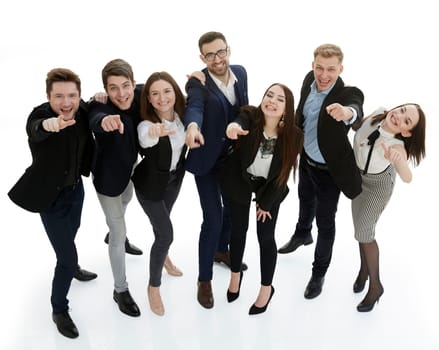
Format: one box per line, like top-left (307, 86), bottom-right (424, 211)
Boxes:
top-left (8, 31), bottom-right (426, 339)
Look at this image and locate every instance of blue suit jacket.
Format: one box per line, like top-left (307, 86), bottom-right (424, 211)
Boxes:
top-left (184, 65), bottom-right (248, 176)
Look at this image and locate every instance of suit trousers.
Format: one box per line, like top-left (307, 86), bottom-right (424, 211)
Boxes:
top-left (40, 179), bottom-right (84, 313)
top-left (135, 170), bottom-right (184, 286)
top-left (229, 198), bottom-right (280, 286)
top-left (295, 156), bottom-right (341, 277)
top-left (96, 181), bottom-right (133, 292)
top-left (194, 169), bottom-right (231, 281)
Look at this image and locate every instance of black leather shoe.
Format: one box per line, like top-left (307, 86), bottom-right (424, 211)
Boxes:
top-left (249, 286), bottom-right (275, 315)
top-left (52, 310), bottom-right (79, 339)
top-left (104, 233), bottom-right (143, 255)
top-left (214, 251), bottom-right (248, 271)
top-left (227, 271), bottom-right (243, 303)
top-left (304, 276), bottom-right (325, 299)
top-left (73, 267), bottom-right (97, 282)
top-left (278, 235), bottom-right (313, 254)
top-left (113, 290), bottom-right (141, 317)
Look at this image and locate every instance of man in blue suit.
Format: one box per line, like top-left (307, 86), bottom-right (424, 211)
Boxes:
top-left (184, 31), bottom-right (249, 308)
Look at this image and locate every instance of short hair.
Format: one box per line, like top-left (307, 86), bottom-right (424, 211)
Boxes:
top-left (46, 68), bottom-right (81, 96)
top-left (198, 31), bottom-right (227, 52)
top-left (313, 44), bottom-right (344, 63)
top-left (101, 59), bottom-right (134, 88)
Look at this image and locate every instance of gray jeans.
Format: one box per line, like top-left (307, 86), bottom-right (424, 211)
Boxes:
top-left (96, 181), bottom-right (133, 292)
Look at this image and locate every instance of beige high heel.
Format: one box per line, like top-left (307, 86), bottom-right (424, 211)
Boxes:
top-left (163, 256), bottom-right (183, 277)
top-left (147, 286), bottom-right (165, 316)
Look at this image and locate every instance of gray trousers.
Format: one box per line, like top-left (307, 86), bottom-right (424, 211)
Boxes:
top-left (135, 171), bottom-right (184, 286)
top-left (96, 181), bottom-right (133, 292)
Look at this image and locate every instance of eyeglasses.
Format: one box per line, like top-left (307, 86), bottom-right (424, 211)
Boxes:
top-left (203, 47), bottom-right (228, 62)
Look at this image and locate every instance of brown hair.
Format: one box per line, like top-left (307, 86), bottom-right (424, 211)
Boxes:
top-left (46, 68), bottom-right (81, 96)
top-left (140, 71), bottom-right (185, 123)
top-left (101, 59), bottom-right (134, 88)
top-left (371, 103), bottom-right (426, 166)
top-left (198, 31), bottom-right (227, 52)
top-left (243, 83), bottom-right (303, 186)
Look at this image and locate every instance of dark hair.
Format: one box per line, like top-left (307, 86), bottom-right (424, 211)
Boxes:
top-left (46, 68), bottom-right (81, 96)
top-left (101, 59), bottom-right (134, 88)
top-left (140, 71), bottom-right (186, 123)
top-left (371, 103), bottom-right (426, 166)
top-left (198, 31), bottom-right (227, 52)
top-left (242, 83), bottom-right (303, 186)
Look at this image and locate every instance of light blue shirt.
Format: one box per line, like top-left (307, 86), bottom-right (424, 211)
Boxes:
top-left (303, 81), bottom-right (357, 164)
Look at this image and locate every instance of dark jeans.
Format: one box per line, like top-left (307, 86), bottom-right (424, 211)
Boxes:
top-left (229, 198), bottom-right (280, 286)
top-left (194, 169), bottom-right (231, 281)
top-left (40, 180), bottom-right (84, 313)
top-left (135, 171), bottom-right (184, 287)
top-left (295, 156), bottom-right (340, 277)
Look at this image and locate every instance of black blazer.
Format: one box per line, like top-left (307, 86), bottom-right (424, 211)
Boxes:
top-left (220, 110), bottom-right (288, 212)
top-left (8, 101), bottom-right (94, 212)
top-left (131, 135), bottom-right (186, 201)
top-left (88, 85), bottom-right (142, 196)
top-left (297, 71), bottom-right (363, 199)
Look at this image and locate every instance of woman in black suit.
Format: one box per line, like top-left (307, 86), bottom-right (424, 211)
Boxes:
top-left (221, 83), bottom-right (303, 314)
top-left (131, 72), bottom-right (187, 316)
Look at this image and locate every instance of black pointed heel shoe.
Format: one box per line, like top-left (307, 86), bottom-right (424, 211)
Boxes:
top-left (227, 271), bottom-right (243, 303)
top-left (357, 287), bottom-right (384, 312)
top-left (249, 286), bottom-right (275, 315)
top-left (353, 275), bottom-right (368, 293)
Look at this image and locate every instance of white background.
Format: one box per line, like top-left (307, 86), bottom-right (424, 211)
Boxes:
top-left (1, 0), bottom-right (438, 349)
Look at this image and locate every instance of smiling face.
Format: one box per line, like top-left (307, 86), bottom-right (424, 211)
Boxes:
top-left (147, 79), bottom-right (176, 120)
top-left (47, 81), bottom-right (80, 120)
top-left (200, 38), bottom-right (230, 79)
top-left (105, 75), bottom-right (135, 110)
top-left (312, 54), bottom-right (343, 92)
top-left (382, 104), bottom-right (420, 137)
top-left (261, 84), bottom-right (286, 121)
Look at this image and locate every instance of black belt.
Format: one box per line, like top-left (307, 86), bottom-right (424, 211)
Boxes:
top-left (64, 178), bottom-right (81, 191)
top-left (305, 155), bottom-right (329, 170)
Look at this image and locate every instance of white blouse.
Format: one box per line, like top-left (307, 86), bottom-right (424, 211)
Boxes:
top-left (247, 133), bottom-right (277, 179)
top-left (137, 114), bottom-right (186, 171)
top-left (353, 115), bottom-right (403, 174)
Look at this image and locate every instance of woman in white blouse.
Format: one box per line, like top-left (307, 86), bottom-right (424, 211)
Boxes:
top-left (131, 72), bottom-right (187, 316)
top-left (351, 103), bottom-right (426, 312)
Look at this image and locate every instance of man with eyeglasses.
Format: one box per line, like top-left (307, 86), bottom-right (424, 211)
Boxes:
top-left (184, 31), bottom-right (249, 309)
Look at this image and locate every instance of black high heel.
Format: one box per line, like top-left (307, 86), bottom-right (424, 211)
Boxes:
top-left (227, 271), bottom-right (243, 303)
top-left (353, 275), bottom-right (368, 293)
top-left (249, 286), bottom-right (275, 315)
top-left (357, 287), bottom-right (384, 312)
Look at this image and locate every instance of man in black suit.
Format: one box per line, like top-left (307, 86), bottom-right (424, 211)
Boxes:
top-left (8, 68), bottom-right (97, 338)
top-left (278, 44), bottom-right (364, 299)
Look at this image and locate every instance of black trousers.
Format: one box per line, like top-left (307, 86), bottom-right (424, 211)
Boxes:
top-left (229, 196), bottom-right (280, 286)
top-left (295, 156), bottom-right (341, 277)
top-left (40, 179), bottom-right (84, 313)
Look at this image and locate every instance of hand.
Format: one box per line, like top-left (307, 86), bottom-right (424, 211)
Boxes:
top-left (186, 71), bottom-right (206, 85)
top-left (42, 115), bottom-right (76, 132)
top-left (185, 123), bottom-right (204, 148)
top-left (93, 92), bottom-right (108, 104)
top-left (148, 122), bottom-right (176, 138)
top-left (226, 122), bottom-right (249, 139)
top-left (381, 143), bottom-right (405, 164)
top-left (101, 114), bottom-right (124, 134)
top-left (326, 103), bottom-right (353, 121)
top-left (256, 204), bottom-right (272, 223)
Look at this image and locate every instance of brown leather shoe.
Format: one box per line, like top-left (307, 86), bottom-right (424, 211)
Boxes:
top-left (214, 251), bottom-right (248, 271)
top-left (197, 281), bottom-right (214, 309)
